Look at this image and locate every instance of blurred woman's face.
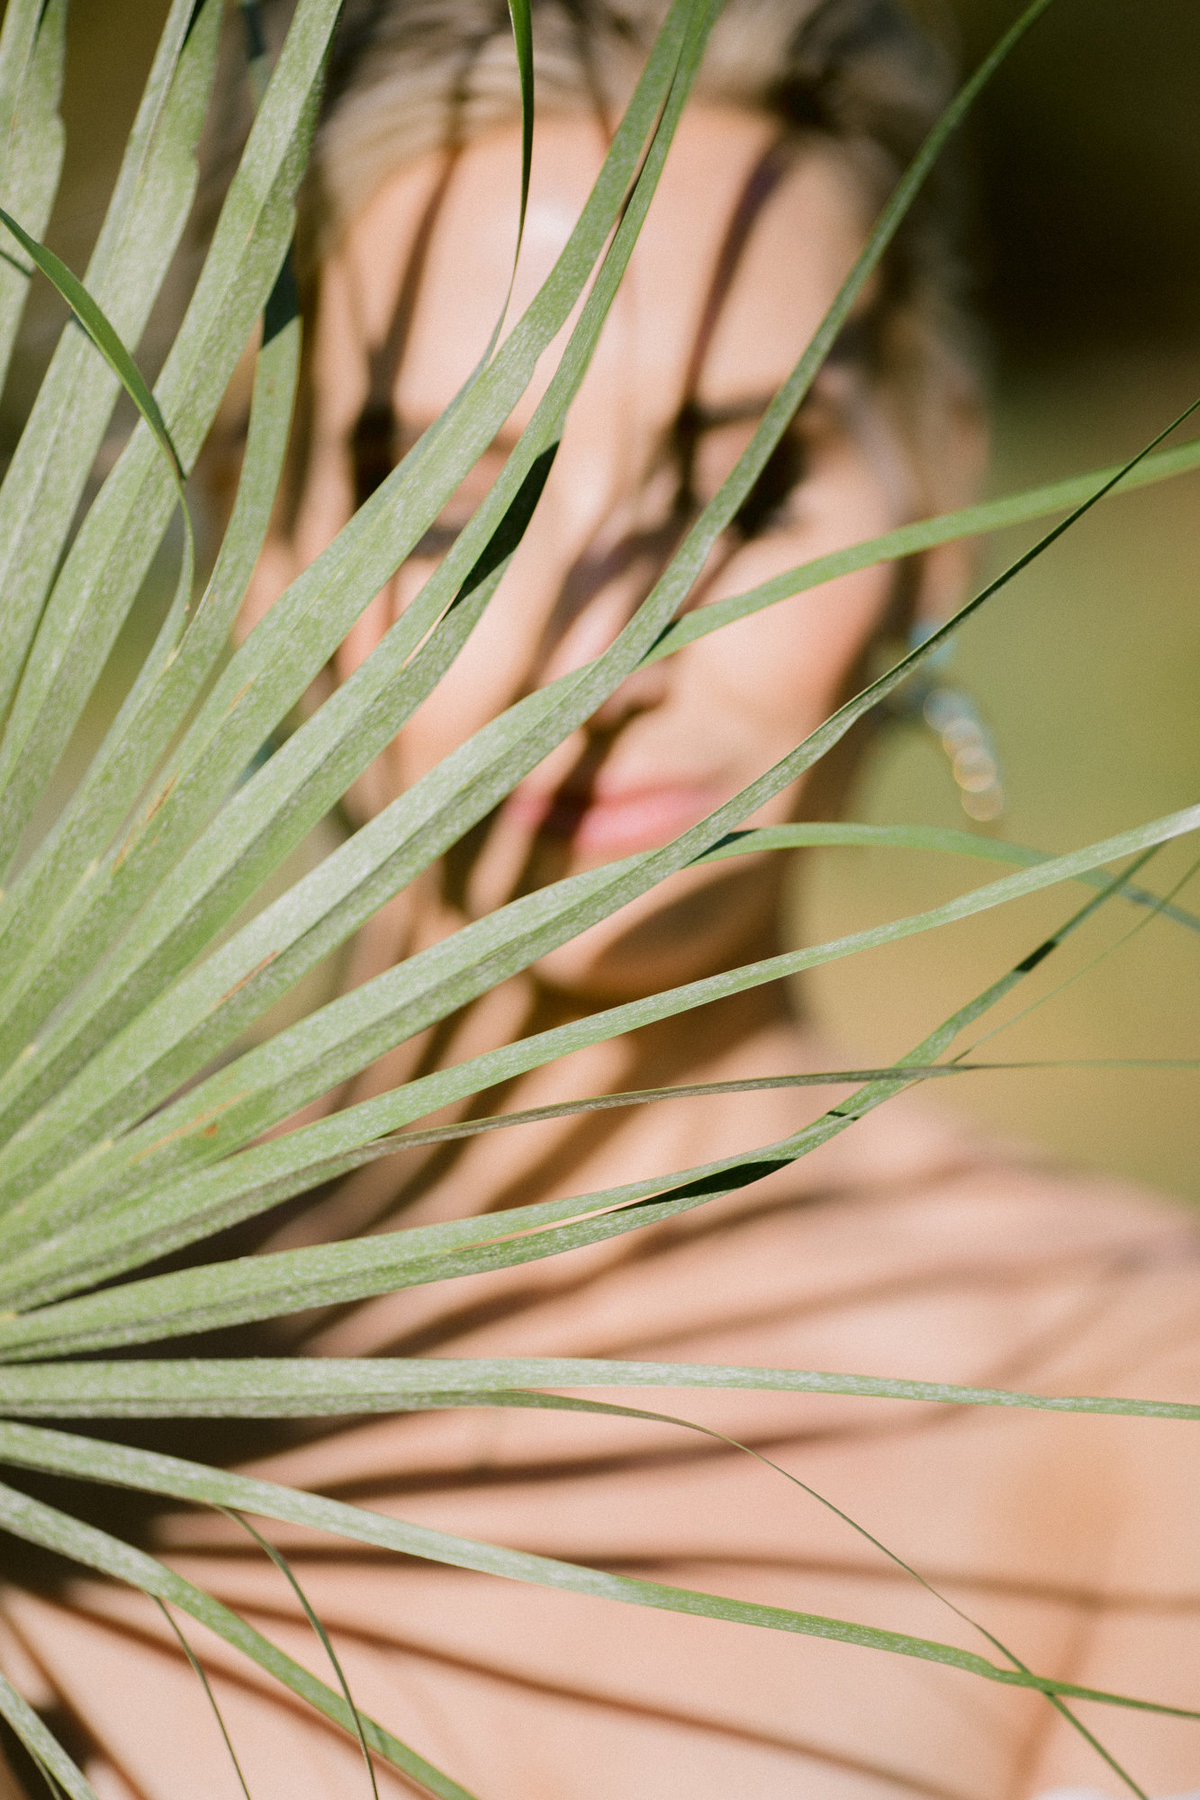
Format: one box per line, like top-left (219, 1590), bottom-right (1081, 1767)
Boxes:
top-left (263, 107), bottom-right (957, 998)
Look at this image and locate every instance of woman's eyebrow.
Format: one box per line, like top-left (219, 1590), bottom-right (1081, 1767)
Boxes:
top-left (686, 317), bottom-right (876, 433)
top-left (684, 394), bottom-right (780, 430)
top-left (390, 421), bottom-right (517, 464)
top-left (683, 378), bottom-right (831, 432)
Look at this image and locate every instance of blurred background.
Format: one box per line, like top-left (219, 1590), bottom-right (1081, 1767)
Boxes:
top-left (3, 0), bottom-right (1197, 1196)
top-left (806, 0), bottom-right (1200, 1200)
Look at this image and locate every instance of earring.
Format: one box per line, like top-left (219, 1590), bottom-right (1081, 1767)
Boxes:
top-left (891, 623), bottom-right (1005, 823)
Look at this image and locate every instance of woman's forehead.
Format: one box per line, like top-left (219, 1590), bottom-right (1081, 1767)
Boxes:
top-left (324, 106), bottom-right (868, 434)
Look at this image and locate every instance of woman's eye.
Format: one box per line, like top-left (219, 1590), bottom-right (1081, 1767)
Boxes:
top-left (350, 409), bottom-right (504, 558)
top-left (412, 455), bottom-right (505, 558)
top-left (729, 427), bottom-right (808, 539)
top-left (685, 410), bottom-right (814, 540)
top-left (412, 517), bottom-right (467, 558)
top-left (351, 404), bottom-right (395, 507)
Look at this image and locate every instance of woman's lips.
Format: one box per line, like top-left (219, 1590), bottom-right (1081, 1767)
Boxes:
top-left (504, 782), bottom-right (723, 854)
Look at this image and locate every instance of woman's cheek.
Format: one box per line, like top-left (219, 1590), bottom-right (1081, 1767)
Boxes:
top-left (238, 538), bottom-right (298, 642)
top-left (695, 557), bottom-right (895, 765)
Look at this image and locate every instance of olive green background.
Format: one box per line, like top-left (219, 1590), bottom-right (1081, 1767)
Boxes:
top-left (7, 0), bottom-right (1198, 1198)
top-left (811, 1), bottom-right (1200, 1201)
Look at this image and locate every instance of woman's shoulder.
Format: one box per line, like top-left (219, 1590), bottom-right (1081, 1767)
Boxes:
top-left (643, 1065), bottom-right (1200, 1404)
top-left (713, 1024), bottom-right (1196, 1288)
top-left (768, 1092), bottom-right (1200, 1402)
top-left (797, 1085), bottom-right (1195, 1267)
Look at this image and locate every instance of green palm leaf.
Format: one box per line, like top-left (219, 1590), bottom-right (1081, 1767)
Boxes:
top-left (0, 0), bottom-right (1195, 1788)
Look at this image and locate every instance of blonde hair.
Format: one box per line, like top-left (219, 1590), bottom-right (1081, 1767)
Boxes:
top-left (201, 0), bottom-right (976, 515)
top-left (212, 2), bottom-right (969, 366)
top-left (302, 0), bottom-right (975, 475)
top-left (312, 0), bottom-right (959, 275)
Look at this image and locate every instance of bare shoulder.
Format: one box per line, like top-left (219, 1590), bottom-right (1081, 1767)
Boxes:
top-left (797, 1087), bottom-right (1198, 1291)
top-left (714, 1090), bottom-right (1200, 1404)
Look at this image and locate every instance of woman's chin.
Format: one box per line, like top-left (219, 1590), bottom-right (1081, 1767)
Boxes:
top-left (452, 789), bottom-right (782, 998)
top-left (523, 859), bottom-right (773, 1004)
top-left (528, 925), bottom-right (680, 1003)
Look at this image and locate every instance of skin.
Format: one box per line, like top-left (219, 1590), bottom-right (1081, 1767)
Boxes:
top-left (247, 107), bottom-right (980, 1169)
top-left (256, 107), bottom-right (974, 987)
top-left (237, 112), bottom-right (1200, 1795)
top-left (4, 106), bottom-right (1199, 1800)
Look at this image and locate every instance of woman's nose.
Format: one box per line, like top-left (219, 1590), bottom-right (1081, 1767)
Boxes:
top-left (511, 408), bottom-right (681, 715)
top-left (534, 501), bottom-right (681, 678)
top-left (534, 540), bottom-right (674, 730)
top-left (587, 655), bottom-right (671, 731)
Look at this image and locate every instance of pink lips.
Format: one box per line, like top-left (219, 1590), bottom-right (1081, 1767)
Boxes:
top-left (504, 782), bottom-right (721, 855)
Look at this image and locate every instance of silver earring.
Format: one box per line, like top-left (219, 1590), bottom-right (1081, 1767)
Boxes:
top-left (893, 623), bottom-right (1005, 823)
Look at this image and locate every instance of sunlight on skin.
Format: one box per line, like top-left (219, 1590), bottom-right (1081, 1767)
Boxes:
top-left (5, 0), bottom-right (1200, 1792)
top-left (250, 108), bottom-right (981, 1005)
top-left (67, 93), bottom-right (1187, 1800)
